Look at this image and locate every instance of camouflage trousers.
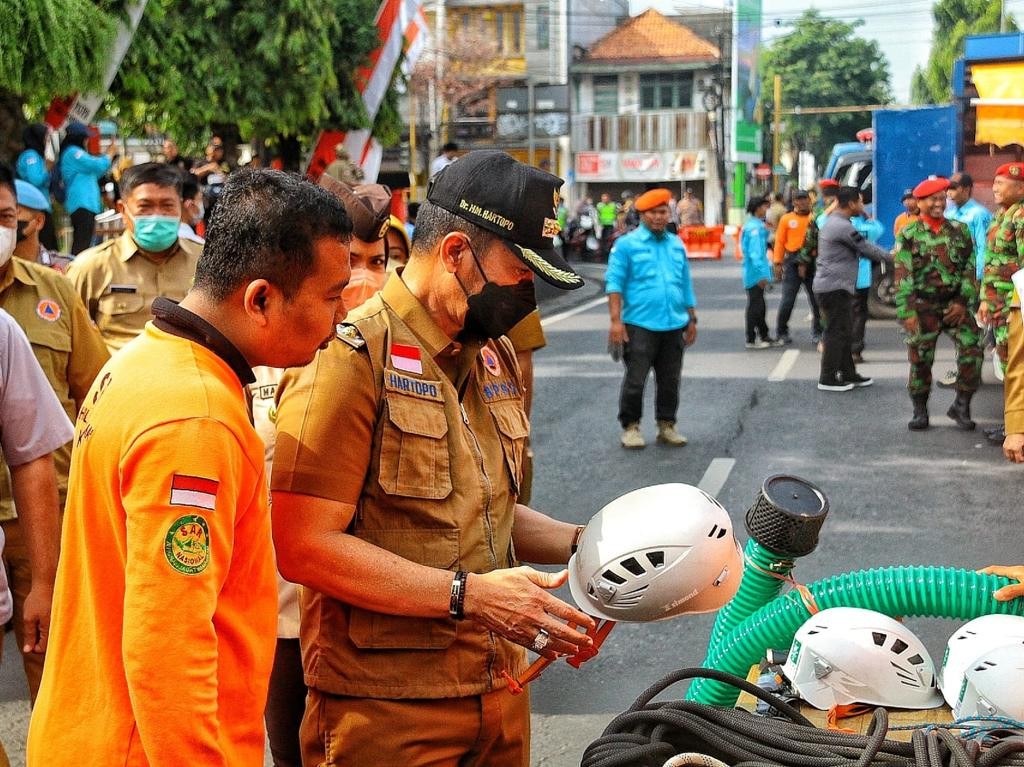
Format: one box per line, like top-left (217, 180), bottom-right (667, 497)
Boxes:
top-left (995, 315), bottom-right (1010, 372)
top-left (905, 307), bottom-right (983, 396)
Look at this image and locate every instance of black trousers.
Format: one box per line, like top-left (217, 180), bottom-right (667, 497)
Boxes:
top-left (264, 637), bottom-right (306, 767)
top-left (816, 290), bottom-right (856, 384)
top-left (776, 258), bottom-right (822, 337)
top-left (746, 285), bottom-right (770, 343)
top-left (69, 208), bottom-right (96, 254)
top-left (40, 211), bottom-right (59, 252)
top-left (851, 287), bottom-right (869, 355)
top-left (619, 324), bottom-right (686, 427)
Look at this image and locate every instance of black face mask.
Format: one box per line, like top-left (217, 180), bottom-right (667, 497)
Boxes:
top-left (457, 244), bottom-right (537, 340)
top-left (15, 220), bottom-right (29, 244)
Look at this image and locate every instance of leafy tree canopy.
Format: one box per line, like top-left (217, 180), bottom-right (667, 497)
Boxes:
top-left (910, 0), bottom-right (1017, 104)
top-left (762, 9), bottom-right (892, 163)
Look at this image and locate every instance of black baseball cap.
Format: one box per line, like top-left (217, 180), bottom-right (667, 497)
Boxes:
top-left (427, 150), bottom-right (584, 290)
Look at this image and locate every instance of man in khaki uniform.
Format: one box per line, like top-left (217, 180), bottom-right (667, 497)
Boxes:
top-left (0, 168), bottom-right (108, 702)
top-left (272, 151), bottom-right (596, 767)
top-left (67, 163), bottom-right (202, 353)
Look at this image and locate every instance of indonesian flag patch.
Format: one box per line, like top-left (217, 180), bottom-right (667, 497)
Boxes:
top-left (170, 475), bottom-right (219, 511)
top-left (390, 343), bottom-right (423, 375)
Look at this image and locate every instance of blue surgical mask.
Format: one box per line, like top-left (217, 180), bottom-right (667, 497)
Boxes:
top-left (128, 213), bottom-right (180, 252)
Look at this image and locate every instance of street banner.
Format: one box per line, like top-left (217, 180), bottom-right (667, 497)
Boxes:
top-left (307, 0), bottom-right (429, 181)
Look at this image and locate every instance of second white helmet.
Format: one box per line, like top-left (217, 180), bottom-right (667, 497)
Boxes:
top-left (567, 483), bottom-right (742, 622)
top-left (955, 642), bottom-right (1024, 719)
top-left (782, 607), bottom-right (943, 710)
top-left (940, 615), bottom-right (1024, 708)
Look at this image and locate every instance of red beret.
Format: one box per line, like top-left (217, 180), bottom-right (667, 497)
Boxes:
top-left (996, 162), bottom-right (1024, 181)
top-left (912, 176), bottom-right (950, 199)
top-left (635, 188), bottom-right (672, 212)
top-left (819, 179), bottom-right (840, 190)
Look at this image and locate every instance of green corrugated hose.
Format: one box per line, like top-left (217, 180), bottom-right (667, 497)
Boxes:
top-left (705, 539), bottom-right (795, 656)
top-left (687, 566), bottom-right (1024, 706)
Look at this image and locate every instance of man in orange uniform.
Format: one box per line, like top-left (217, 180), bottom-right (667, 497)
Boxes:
top-left (773, 190), bottom-right (821, 344)
top-left (26, 169), bottom-right (353, 767)
top-left (893, 190), bottom-right (919, 238)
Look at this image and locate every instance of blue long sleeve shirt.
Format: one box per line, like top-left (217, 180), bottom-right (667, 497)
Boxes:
top-left (605, 224), bottom-right (696, 331)
top-left (851, 215), bottom-right (884, 289)
top-left (946, 198), bottom-right (993, 281)
top-left (741, 217), bottom-right (772, 289)
top-left (16, 150), bottom-right (51, 211)
top-left (60, 147), bottom-right (112, 215)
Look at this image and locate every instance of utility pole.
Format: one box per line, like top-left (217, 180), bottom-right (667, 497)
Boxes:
top-left (409, 91), bottom-right (419, 201)
top-left (772, 74), bottom-right (781, 195)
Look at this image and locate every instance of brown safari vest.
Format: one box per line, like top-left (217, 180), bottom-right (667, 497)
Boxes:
top-left (303, 293), bottom-right (530, 699)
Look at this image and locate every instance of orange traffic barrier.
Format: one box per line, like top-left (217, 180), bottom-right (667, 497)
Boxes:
top-left (679, 225), bottom-right (725, 260)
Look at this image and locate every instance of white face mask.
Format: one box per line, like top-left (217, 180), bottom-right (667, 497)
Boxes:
top-left (0, 226), bottom-right (15, 268)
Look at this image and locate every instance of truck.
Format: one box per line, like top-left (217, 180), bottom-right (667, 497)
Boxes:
top-left (824, 30), bottom-right (1024, 317)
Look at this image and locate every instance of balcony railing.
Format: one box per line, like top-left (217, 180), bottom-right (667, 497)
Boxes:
top-left (572, 110), bottom-right (710, 153)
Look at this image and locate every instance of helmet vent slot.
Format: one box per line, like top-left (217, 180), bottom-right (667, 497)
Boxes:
top-left (907, 654), bottom-right (924, 665)
top-left (872, 632), bottom-right (887, 647)
top-left (716, 528), bottom-right (728, 539)
top-left (708, 525), bottom-right (719, 538)
top-left (891, 639), bottom-right (909, 654)
top-left (602, 570), bottom-right (626, 585)
top-left (620, 557), bottom-right (645, 576)
top-left (646, 551), bottom-right (665, 568)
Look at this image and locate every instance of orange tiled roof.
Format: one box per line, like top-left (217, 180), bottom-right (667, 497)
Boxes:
top-left (583, 9), bottom-right (720, 64)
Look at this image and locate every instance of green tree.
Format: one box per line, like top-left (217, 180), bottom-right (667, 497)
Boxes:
top-left (762, 10), bottom-right (892, 164)
top-left (0, 0), bottom-right (122, 159)
top-left (910, 0), bottom-right (1017, 104)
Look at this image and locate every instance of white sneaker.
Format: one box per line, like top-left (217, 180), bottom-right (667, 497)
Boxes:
top-left (994, 351), bottom-right (1005, 382)
top-left (936, 369), bottom-right (957, 388)
top-left (817, 381), bottom-right (854, 392)
top-left (621, 423), bottom-right (646, 449)
top-left (745, 340), bottom-right (771, 349)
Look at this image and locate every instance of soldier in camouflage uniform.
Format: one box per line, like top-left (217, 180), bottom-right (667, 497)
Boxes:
top-left (979, 162), bottom-right (1024, 444)
top-left (894, 177), bottom-right (982, 431)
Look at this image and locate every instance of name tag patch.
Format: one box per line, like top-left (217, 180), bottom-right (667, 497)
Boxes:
top-left (385, 370), bottom-right (443, 402)
top-left (109, 284), bottom-right (138, 294)
top-left (482, 379), bottom-right (522, 402)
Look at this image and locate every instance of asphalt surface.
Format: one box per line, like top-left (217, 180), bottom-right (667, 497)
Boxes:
top-left (3, 257), bottom-right (1022, 766)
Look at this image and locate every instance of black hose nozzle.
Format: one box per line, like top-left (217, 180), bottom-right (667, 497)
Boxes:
top-left (744, 474), bottom-right (829, 558)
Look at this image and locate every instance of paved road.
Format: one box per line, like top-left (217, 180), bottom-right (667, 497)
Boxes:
top-left (3, 258), bottom-right (1021, 766)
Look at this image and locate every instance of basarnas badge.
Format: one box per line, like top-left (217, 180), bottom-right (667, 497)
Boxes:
top-left (164, 514), bottom-right (210, 575)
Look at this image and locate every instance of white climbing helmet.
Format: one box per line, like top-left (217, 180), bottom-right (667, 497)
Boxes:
top-left (782, 607), bottom-right (943, 710)
top-left (955, 641), bottom-right (1024, 720)
top-left (567, 483), bottom-right (742, 622)
top-left (940, 615), bottom-right (1024, 708)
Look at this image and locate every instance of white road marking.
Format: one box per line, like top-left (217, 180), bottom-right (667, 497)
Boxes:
top-left (768, 349), bottom-right (800, 382)
top-left (698, 457), bottom-right (736, 498)
top-left (541, 296), bottom-right (607, 328)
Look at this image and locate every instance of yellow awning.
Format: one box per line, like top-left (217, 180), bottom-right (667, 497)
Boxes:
top-left (972, 62), bottom-right (1024, 148)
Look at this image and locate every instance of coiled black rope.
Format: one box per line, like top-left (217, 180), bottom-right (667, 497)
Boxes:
top-left (580, 668), bottom-right (1024, 767)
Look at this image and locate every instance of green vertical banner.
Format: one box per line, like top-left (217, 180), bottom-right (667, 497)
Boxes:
top-left (733, 164), bottom-right (747, 210)
top-left (731, 0), bottom-right (763, 163)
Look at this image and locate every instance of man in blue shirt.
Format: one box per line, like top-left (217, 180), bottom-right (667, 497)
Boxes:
top-left (606, 188), bottom-right (697, 449)
top-left (946, 173), bottom-right (992, 281)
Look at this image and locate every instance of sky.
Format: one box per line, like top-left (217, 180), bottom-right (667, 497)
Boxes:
top-left (629, 0), bottom-right (1024, 101)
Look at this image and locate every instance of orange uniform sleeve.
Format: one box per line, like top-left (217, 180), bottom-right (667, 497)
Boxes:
top-left (772, 213), bottom-right (788, 265)
top-left (272, 343), bottom-right (378, 505)
top-left (119, 417), bottom-right (261, 767)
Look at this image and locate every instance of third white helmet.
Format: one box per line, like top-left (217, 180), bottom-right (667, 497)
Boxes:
top-left (940, 615), bottom-right (1024, 708)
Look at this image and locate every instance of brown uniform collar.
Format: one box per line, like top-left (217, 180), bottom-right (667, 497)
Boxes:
top-left (151, 297), bottom-right (255, 385)
top-left (380, 272), bottom-right (457, 359)
top-left (0, 257), bottom-right (42, 294)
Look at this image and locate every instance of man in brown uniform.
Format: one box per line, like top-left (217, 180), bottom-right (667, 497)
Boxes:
top-left (273, 151), bottom-right (596, 767)
top-left (67, 163), bottom-right (203, 353)
top-left (0, 166), bottom-right (108, 702)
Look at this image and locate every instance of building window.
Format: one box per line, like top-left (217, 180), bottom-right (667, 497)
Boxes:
top-left (593, 74), bottom-right (619, 114)
top-left (537, 5), bottom-right (550, 50)
top-left (639, 72), bottom-right (694, 111)
top-left (495, 11), bottom-right (505, 53)
top-left (511, 9), bottom-right (522, 53)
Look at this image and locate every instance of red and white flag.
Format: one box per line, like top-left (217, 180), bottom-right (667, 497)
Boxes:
top-left (390, 343), bottom-right (423, 375)
top-left (170, 475), bottom-right (219, 511)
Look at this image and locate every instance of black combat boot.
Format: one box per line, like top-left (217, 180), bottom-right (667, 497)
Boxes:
top-left (908, 394), bottom-right (929, 431)
top-left (947, 390), bottom-right (976, 431)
